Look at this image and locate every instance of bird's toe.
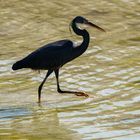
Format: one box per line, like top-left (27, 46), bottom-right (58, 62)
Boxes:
top-left (75, 92), bottom-right (89, 97)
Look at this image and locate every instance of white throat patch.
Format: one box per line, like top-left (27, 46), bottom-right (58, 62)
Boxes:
top-left (73, 41), bottom-right (82, 48)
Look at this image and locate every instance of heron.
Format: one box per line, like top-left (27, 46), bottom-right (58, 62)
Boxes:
top-left (12, 16), bottom-right (105, 103)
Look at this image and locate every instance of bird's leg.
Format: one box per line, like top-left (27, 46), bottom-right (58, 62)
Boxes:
top-left (55, 69), bottom-right (89, 97)
top-left (38, 70), bottom-right (53, 103)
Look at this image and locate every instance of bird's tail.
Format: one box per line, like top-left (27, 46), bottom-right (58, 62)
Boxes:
top-left (12, 60), bottom-right (26, 70)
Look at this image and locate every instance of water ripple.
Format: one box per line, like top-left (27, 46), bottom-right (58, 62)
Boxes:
top-left (0, 0), bottom-right (140, 139)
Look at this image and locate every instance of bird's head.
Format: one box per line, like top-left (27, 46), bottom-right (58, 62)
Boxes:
top-left (70, 16), bottom-right (105, 32)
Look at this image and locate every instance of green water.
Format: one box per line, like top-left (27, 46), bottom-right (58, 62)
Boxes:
top-left (0, 0), bottom-right (140, 139)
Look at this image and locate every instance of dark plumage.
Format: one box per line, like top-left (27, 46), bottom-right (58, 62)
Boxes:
top-left (12, 16), bottom-right (105, 103)
top-left (13, 40), bottom-right (73, 70)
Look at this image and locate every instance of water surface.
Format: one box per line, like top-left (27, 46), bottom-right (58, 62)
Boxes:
top-left (0, 0), bottom-right (140, 139)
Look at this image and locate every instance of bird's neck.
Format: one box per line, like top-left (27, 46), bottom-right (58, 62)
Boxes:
top-left (72, 21), bottom-right (90, 56)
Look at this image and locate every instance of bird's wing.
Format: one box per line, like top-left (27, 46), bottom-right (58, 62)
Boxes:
top-left (21, 39), bottom-right (74, 69)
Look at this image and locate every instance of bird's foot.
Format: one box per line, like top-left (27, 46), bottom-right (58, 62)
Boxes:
top-left (75, 92), bottom-right (89, 97)
top-left (57, 88), bottom-right (89, 97)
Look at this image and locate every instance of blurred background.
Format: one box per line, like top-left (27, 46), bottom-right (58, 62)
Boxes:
top-left (0, 0), bottom-right (140, 139)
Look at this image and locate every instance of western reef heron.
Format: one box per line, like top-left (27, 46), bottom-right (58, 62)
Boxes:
top-left (12, 16), bottom-right (105, 103)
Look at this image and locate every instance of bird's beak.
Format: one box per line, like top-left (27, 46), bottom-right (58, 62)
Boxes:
top-left (87, 21), bottom-right (105, 32)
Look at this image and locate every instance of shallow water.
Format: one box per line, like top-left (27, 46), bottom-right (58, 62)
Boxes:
top-left (0, 0), bottom-right (140, 139)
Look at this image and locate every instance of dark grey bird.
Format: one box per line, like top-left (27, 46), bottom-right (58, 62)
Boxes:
top-left (12, 16), bottom-right (105, 103)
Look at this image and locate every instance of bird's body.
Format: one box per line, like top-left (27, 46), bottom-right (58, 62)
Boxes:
top-left (13, 40), bottom-right (73, 70)
top-left (13, 39), bottom-right (85, 70)
top-left (12, 16), bottom-right (105, 103)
